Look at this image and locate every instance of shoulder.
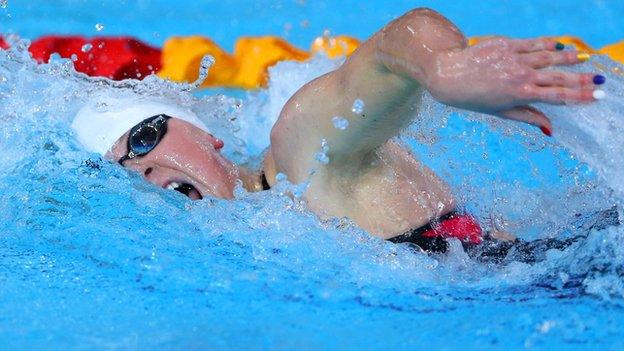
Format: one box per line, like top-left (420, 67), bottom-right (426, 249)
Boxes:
top-left (268, 70), bottom-right (344, 183)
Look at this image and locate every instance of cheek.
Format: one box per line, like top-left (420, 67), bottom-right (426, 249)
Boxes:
top-left (162, 142), bottom-right (229, 178)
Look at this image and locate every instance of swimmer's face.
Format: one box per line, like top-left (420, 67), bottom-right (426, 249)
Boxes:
top-left (107, 118), bottom-right (239, 200)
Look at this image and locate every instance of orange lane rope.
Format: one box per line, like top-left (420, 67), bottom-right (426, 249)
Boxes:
top-left (161, 35), bottom-right (623, 88)
top-left (2, 34), bottom-right (622, 89)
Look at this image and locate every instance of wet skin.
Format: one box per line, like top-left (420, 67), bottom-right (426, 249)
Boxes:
top-left (108, 118), bottom-right (247, 200)
top-left (108, 8), bottom-right (602, 239)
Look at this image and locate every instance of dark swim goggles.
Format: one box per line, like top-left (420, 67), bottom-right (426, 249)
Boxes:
top-left (118, 114), bottom-right (171, 165)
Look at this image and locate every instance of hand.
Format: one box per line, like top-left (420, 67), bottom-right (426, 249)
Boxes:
top-left (426, 37), bottom-right (599, 135)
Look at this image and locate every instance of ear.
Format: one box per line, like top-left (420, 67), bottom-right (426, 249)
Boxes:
top-left (207, 134), bottom-right (224, 150)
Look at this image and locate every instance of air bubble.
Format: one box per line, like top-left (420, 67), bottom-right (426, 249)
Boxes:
top-left (81, 43), bottom-right (93, 52)
top-left (331, 116), bottom-right (349, 130)
top-left (70, 54), bottom-right (78, 62)
top-left (275, 173), bottom-right (287, 182)
top-left (95, 23), bottom-right (104, 31)
top-left (351, 99), bottom-right (365, 115)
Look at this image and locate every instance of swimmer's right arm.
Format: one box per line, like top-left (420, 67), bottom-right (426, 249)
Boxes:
top-left (271, 8), bottom-right (467, 180)
top-left (270, 8), bottom-right (596, 181)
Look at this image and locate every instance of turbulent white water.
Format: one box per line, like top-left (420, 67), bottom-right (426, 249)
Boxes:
top-left (1, 37), bottom-right (623, 303)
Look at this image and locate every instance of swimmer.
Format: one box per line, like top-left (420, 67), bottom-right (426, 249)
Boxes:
top-left (72, 8), bottom-right (610, 261)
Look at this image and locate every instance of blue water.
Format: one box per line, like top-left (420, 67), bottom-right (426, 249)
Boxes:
top-left (2, 1), bottom-right (624, 350)
top-left (4, 0), bottom-right (624, 49)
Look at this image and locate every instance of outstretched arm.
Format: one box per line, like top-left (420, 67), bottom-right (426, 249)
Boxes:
top-left (270, 8), bottom-right (596, 182)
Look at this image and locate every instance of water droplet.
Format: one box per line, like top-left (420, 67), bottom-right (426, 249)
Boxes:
top-left (331, 116), bottom-right (349, 130)
top-left (0, 0), bottom-right (7, 9)
top-left (95, 23), bottom-right (104, 31)
top-left (70, 54), bottom-right (78, 62)
top-left (81, 43), bottom-right (93, 52)
top-left (314, 152), bottom-right (330, 165)
top-left (190, 54), bottom-right (215, 87)
top-left (233, 179), bottom-right (247, 198)
top-left (293, 186), bottom-right (305, 198)
top-left (320, 138), bottom-right (329, 152)
top-left (199, 55), bottom-right (215, 74)
top-left (49, 53), bottom-right (62, 61)
top-left (351, 98), bottom-right (365, 115)
top-left (315, 139), bottom-right (330, 164)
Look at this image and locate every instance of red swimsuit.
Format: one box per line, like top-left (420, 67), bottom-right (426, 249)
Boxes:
top-left (388, 212), bottom-right (483, 252)
top-left (420, 212), bottom-right (483, 244)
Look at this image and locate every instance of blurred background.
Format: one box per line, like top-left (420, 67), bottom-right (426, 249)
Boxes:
top-left (3, 0), bottom-right (623, 50)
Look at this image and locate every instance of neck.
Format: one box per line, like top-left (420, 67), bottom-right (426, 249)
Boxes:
top-left (237, 166), bottom-right (266, 192)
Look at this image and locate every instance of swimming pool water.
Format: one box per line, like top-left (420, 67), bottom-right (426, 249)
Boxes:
top-left (1, 1), bottom-right (624, 350)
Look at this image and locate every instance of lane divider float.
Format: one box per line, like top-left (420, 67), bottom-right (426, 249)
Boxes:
top-left (1, 34), bottom-right (622, 89)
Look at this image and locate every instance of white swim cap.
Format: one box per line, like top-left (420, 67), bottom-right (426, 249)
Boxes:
top-left (71, 97), bottom-right (209, 156)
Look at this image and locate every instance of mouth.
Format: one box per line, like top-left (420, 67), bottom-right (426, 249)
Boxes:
top-left (165, 181), bottom-right (203, 200)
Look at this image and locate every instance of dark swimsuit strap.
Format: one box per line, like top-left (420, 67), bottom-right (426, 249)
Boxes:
top-left (387, 211), bottom-right (459, 253)
top-left (260, 172), bottom-right (271, 190)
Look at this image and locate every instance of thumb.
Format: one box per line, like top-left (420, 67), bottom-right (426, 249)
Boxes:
top-left (498, 105), bottom-right (553, 136)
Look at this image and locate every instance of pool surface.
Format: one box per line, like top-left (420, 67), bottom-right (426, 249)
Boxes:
top-left (1, 1), bottom-right (624, 350)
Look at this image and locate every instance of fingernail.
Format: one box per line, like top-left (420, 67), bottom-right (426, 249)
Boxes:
top-left (577, 52), bottom-right (591, 62)
top-left (593, 74), bottom-right (606, 85)
top-left (555, 42), bottom-right (565, 51)
top-left (540, 126), bottom-right (552, 137)
top-left (593, 90), bottom-right (606, 100)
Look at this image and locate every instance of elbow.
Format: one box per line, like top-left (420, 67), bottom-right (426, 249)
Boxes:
top-left (400, 8), bottom-right (467, 48)
top-left (404, 7), bottom-right (443, 19)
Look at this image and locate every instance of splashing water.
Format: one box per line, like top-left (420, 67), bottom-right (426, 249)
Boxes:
top-left (1, 38), bottom-right (624, 349)
top-left (331, 115), bottom-right (349, 130)
top-left (352, 98), bottom-right (365, 115)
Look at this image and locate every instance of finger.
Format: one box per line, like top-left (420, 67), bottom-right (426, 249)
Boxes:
top-left (530, 86), bottom-right (595, 104)
top-left (498, 105), bottom-right (553, 136)
top-left (533, 71), bottom-right (595, 88)
top-left (521, 50), bottom-right (580, 68)
top-left (512, 38), bottom-right (559, 53)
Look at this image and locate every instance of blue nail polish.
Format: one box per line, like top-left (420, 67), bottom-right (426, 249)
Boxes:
top-left (555, 42), bottom-right (565, 51)
top-left (593, 75), bottom-right (606, 85)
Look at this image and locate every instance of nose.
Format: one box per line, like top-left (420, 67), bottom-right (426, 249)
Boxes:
top-left (123, 160), bottom-right (166, 188)
top-left (140, 165), bottom-right (170, 188)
